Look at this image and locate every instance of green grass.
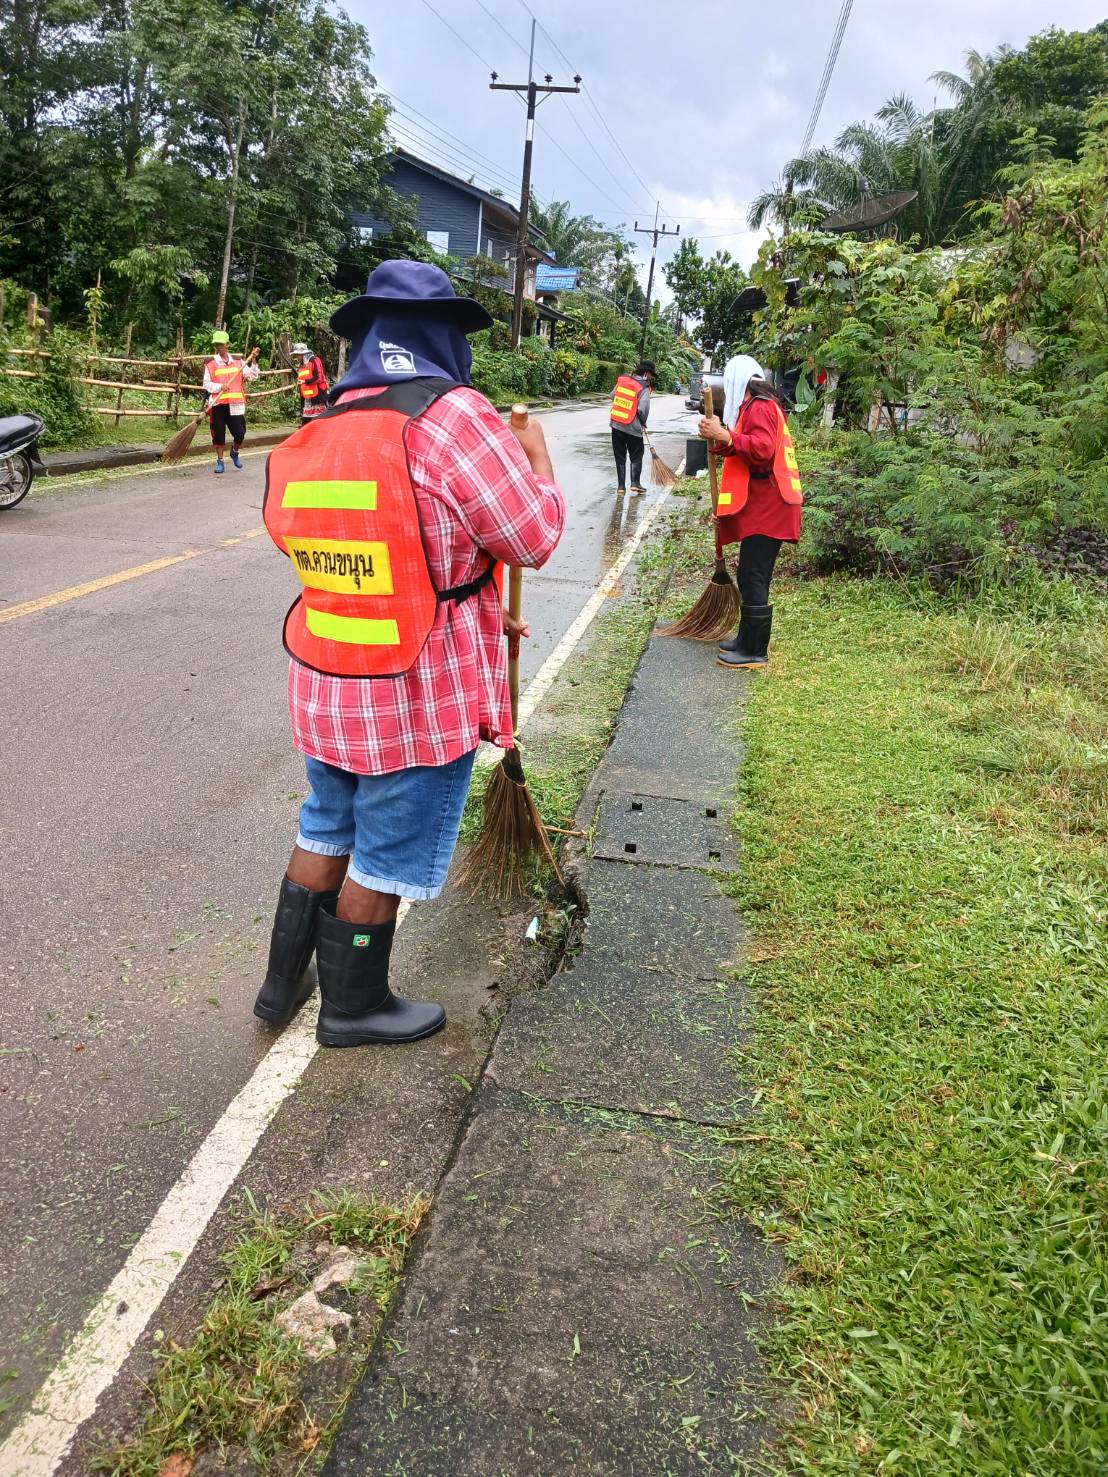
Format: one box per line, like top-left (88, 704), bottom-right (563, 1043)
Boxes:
top-left (96, 1192), bottom-right (427, 1476)
top-left (723, 576), bottom-right (1108, 1475)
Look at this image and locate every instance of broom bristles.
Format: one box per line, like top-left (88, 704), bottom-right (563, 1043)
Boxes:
top-left (648, 446), bottom-right (678, 487)
top-left (161, 412), bottom-right (205, 465)
top-left (457, 748), bottom-right (563, 900)
top-left (659, 567), bottom-right (741, 641)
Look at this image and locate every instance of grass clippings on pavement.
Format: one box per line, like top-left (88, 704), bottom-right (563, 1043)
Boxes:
top-left (724, 576), bottom-right (1108, 1475)
top-left (95, 1192), bottom-right (427, 1477)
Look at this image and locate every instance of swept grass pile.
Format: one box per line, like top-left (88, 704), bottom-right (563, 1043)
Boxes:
top-left (725, 577), bottom-right (1108, 1475)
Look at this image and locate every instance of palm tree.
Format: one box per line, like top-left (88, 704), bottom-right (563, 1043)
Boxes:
top-left (529, 199), bottom-right (627, 287)
top-left (748, 50), bottom-right (1009, 245)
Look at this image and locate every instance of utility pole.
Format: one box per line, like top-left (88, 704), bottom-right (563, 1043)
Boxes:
top-left (491, 23), bottom-right (580, 350)
top-left (634, 203), bottom-right (679, 361)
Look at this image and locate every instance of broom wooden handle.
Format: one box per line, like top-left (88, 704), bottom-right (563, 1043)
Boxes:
top-left (507, 566), bottom-right (523, 731)
top-left (505, 405), bottom-right (528, 732)
top-left (704, 386), bottom-right (725, 559)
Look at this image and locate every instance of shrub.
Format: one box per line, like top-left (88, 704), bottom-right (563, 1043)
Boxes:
top-left (0, 328), bottom-right (98, 448)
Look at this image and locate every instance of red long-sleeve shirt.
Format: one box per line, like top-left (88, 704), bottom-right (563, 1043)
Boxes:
top-left (716, 396), bottom-right (802, 545)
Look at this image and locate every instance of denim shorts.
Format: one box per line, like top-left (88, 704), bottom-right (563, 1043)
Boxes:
top-left (296, 749), bottom-right (477, 900)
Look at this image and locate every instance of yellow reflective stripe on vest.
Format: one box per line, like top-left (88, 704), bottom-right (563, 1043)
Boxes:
top-left (305, 607), bottom-right (401, 646)
top-left (282, 480), bottom-right (378, 510)
top-left (286, 537), bottom-right (394, 595)
top-left (717, 492), bottom-right (732, 506)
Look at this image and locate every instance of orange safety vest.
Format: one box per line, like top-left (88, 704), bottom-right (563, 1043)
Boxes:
top-left (609, 374), bottom-right (643, 426)
top-left (297, 357), bottom-right (329, 401)
top-left (206, 355), bottom-right (247, 405)
top-left (717, 400), bottom-right (804, 513)
top-left (263, 379), bottom-right (495, 679)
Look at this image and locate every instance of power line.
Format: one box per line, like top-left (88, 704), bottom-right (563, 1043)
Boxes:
top-left (509, 0), bottom-right (657, 207)
top-left (390, 91), bottom-right (522, 185)
top-left (469, 0), bottom-right (531, 60)
top-left (415, 0), bottom-right (495, 73)
top-left (799, 0), bottom-right (854, 157)
top-left (389, 115), bottom-right (521, 196)
top-left (534, 122), bottom-right (632, 219)
top-left (554, 101), bottom-right (647, 215)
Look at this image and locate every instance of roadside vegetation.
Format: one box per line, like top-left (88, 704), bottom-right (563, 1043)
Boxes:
top-left (666, 28), bottom-right (1108, 1473)
top-left (726, 576), bottom-right (1108, 1474)
top-left (95, 1192), bottom-right (427, 1476)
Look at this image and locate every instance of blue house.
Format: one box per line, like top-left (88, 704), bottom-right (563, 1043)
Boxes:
top-left (352, 150), bottom-right (570, 339)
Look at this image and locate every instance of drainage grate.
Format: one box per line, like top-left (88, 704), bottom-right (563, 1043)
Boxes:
top-left (593, 793), bottom-right (737, 871)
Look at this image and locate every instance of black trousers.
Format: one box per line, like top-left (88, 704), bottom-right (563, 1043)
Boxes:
top-left (736, 534), bottom-right (782, 605)
top-left (611, 427), bottom-right (644, 488)
top-left (210, 403), bottom-right (247, 447)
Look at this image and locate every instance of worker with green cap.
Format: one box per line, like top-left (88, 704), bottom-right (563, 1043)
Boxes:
top-left (203, 331), bottom-right (260, 474)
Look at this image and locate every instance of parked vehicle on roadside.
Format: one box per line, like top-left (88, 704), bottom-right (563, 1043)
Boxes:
top-left (686, 368), bottom-right (724, 414)
top-left (0, 414), bottom-right (46, 509)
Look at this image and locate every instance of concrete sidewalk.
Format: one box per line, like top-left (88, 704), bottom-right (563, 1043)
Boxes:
top-left (325, 634), bottom-right (779, 1475)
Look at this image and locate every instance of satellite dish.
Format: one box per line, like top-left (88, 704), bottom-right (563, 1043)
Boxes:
top-left (733, 278), bottom-right (801, 313)
top-left (819, 190), bottom-right (918, 234)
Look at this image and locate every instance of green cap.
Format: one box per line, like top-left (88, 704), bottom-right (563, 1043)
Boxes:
top-left (212, 329), bottom-right (230, 344)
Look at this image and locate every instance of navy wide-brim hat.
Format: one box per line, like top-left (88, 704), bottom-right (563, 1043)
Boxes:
top-left (330, 260), bottom-right (493, 339)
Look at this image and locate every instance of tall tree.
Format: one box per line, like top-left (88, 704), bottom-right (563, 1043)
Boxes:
top-left (663, 240), bottom-right (748, 359)
top-left (530, 199), bottom-right (628, 289)
top-left (748, 23), bottom-right (1108, 247)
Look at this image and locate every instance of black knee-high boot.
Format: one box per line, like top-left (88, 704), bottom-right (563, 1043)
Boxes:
top-left (717, 605), bottom-right (773, 668)
top-left (253, 878), bottom-right (338, 1025)
top-left (315, 901), bottom-right (446, 1046)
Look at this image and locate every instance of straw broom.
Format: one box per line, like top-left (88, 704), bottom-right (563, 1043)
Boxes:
top-left (659, 386), bottom-right (740, 640)
top-left (644, 429), bottom-right (678, 487)
top-left (161, 347), bottom-right (262, 464)
top-left (458, 409), bottom-right (564, 900)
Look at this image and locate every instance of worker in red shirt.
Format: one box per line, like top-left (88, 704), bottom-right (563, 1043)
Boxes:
top-left (256, 261), bottom-right (566, 1046)
top-left (699, 355), bottom-right (803, 669)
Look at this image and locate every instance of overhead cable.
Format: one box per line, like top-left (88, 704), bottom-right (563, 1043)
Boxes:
top-left (415, 0), bottom-right (495, 73)
top-left (799, 0), bottom-right (854, 157)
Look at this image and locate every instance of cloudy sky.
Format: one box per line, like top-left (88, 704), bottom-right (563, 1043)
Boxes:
top-left (348, 0), bottom-right (1105, 299)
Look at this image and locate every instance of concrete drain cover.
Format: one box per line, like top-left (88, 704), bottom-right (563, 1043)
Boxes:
top-left (593, 792), bottom-right (737, 871)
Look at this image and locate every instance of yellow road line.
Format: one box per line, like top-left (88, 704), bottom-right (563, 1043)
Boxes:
top-left (0, 527), bottom-right (266, 626)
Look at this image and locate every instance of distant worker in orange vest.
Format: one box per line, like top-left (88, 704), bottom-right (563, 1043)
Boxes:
top-left (203, 330), bottom-right (260, 474)
top-left (699, 355), bottom-right (803, 670)
top-left (292, 341), bottom-right (329, 421)
top-left (609, 359), bottom-right (654, 496)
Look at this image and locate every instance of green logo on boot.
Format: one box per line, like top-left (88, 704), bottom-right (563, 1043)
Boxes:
top-left (353, 932), bottom-right (372, 948)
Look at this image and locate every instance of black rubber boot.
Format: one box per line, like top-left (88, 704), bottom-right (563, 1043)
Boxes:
top-left (718, 605), bottom-right (773, 668)
top-left (315, 902), bottom-right (446, 1046)
top-left (253, 878), bottom-right (338, 1025)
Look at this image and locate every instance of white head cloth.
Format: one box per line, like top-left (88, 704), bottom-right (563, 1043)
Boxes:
top-left (722, 353), bottom-right (765, 430)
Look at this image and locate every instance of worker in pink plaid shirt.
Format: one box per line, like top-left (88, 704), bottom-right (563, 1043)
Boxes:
top-left (255, 262), bottom-right (565, 1048)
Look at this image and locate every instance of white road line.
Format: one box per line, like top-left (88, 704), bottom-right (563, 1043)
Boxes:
top-left (0, 481), bottom-right (674, 1477)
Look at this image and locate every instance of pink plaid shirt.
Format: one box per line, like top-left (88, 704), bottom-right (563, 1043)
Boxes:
top-left (286, 385), bottom-right (565, 775)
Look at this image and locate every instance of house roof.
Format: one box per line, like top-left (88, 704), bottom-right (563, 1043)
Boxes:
top-left (391, 150), bottom-right (554, 261)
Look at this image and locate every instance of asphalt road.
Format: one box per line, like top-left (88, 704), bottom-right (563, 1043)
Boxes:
top-left (0, 392), bottom-right (691, 1438)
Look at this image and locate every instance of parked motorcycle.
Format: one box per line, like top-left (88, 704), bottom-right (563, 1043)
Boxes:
top-left (0, 414), bottom-right (46, 510)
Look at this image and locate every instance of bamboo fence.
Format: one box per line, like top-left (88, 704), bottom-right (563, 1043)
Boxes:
top-left (1, 342), bottom-right (297, 428)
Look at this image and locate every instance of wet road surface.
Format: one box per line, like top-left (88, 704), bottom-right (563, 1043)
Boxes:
top-left (0, 393), bottom-right (690, 1437)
